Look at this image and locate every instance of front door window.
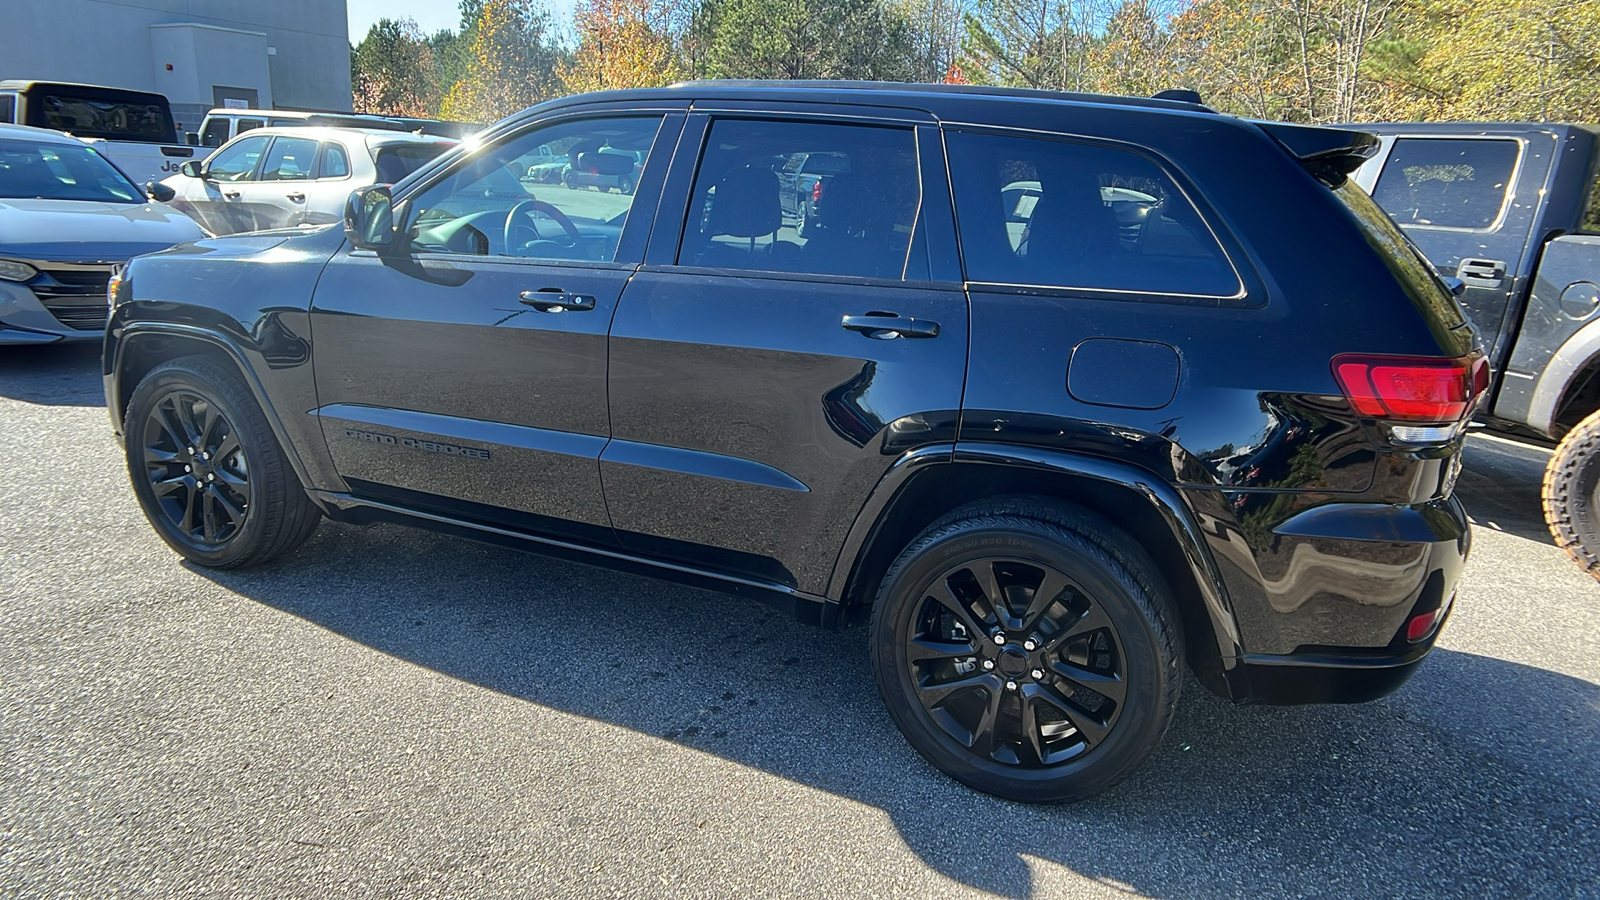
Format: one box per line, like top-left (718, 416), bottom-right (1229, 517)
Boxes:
top-left (404, 117), bottom-right (663, 263)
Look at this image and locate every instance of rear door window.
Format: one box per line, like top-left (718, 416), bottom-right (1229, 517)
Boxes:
top-left (682, 118), bottom-right (921, 280)
top-left (0, 95), bottom-right (14, 124)
top-left (946, 130), bottom-right (1241, 298)
top-left (257, 136), bottom-right (320, 181)
top-left (1371, 138), bottom-right (1520, 230)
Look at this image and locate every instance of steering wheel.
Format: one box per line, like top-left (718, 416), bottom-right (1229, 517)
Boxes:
top-left (505, 199), bottom-right (582, 252)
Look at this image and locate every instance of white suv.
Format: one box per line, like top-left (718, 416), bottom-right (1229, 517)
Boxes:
top-left (160, 126), bottom-right (454, 236)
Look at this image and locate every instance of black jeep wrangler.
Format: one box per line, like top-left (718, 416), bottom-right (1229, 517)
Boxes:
top-left (106, 82), bottom-right (1478, 802)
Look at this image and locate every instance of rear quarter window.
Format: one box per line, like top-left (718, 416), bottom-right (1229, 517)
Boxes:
top-left (374, 144), bottom-right (449, 184)
top-left (1333, 178), bottom-right (1470, 339)
top-left (946, 130), bottom-right (1243, 299)
top-left (1371, 137), bottom-right (1520, 230)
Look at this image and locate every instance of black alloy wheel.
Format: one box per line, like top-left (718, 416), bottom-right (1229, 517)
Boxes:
top-left (141, 389), bottom-right (252, 545)
top-left (125, 356), bottom-right (321, 568)
top-left (905, 557), bottom-right (1126, 767)
top-left (870, 498), bottom-right (1181, 803)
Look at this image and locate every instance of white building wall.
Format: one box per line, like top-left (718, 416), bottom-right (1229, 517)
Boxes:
top-left (3, 0), bottom-right (349, 126)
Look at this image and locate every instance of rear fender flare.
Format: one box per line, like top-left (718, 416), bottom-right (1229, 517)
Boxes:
top-left (828, 443), bottom-right (1243, 670)
top-left (1528, 315), bottom-right (1600, 436)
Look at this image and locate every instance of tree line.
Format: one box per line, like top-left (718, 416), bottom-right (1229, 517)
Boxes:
top-left (350, 0), bottom-right (1599, 126)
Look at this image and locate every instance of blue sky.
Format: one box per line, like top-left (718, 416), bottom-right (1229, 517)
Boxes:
top-left (347, 0), bottom-right (577, 41)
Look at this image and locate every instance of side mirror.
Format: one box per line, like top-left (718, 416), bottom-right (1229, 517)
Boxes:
top-left (179, 160), bottom-right (204, 178)
top-left (145, 181), bottom-right (176, 202)
top-left (344, 184), bottom-right (396, 251)
top-left (185, 132), bottom-right (200, 146)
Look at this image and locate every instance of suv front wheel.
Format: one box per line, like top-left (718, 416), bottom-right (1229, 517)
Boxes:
top-left (124, 355), bottom-right (321, 568)
top-left (869, 498), bottom-right (1182, 802)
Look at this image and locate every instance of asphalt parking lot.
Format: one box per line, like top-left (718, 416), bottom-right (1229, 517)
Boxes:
top-left (2, 342), bottom-right (1596, 899)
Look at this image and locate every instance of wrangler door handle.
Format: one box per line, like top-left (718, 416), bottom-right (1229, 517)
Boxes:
top-left (519, 289), bottom-right (596, 312)
top-left (286, 192), bottom-right (305, 202)
top-left (842, 314), bottom-right (939, 339)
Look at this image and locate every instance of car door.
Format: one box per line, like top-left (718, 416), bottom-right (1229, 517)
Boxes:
top-left (246, 134), bottom-right (322, 230)
top-left (1364, 134), bottom-right (1547, 367)
top-left (180, 132), bottom-right (268, 234)
top-left (298, 139), bottom-right (353, 227)
top-left (310, 111), bottom-right (684, 546)
top-left (602, 112), bottom-right (969, 593)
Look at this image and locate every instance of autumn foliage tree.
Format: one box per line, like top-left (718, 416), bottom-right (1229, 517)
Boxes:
top-left (441, 0), bottom-right (567, 123)
top-left (351, 18), bottom-right (441, 116)
top-left (358, 0), bottom-right (1600, 126)
top-left (564, 0), bottom-right (685, 91)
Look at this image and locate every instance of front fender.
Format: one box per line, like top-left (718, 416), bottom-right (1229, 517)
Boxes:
top-left (103, 227), bottom-right (346, 494)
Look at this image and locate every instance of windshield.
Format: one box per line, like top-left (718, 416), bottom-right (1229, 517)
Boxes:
top-left (374, 144), bottom-right (452, 184)
top-left (26, 90), bottom-right (175, 143)
top-left (0, 138), bottom-right (143, 203)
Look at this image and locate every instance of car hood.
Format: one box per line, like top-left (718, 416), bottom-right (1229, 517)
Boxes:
top-left (0, 198), bottom-right (206, 262)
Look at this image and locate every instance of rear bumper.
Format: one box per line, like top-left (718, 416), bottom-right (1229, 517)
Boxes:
top-left (1180, 487), bottom-right (1470, 703)
top-left (1236, 597), bottom-right (1454, 704)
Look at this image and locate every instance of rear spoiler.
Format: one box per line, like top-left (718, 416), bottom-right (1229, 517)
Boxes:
top-left (1256, 121), bottom-right (1380, 186)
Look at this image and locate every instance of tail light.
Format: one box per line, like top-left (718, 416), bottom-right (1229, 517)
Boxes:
top-left (812, 180), bottom-right (823, 202)
top-left (1332, 353), bottom-right (1486, 423)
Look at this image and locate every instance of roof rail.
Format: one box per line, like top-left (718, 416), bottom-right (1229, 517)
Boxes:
top-left (666, 79), bottom-right (1216, 112)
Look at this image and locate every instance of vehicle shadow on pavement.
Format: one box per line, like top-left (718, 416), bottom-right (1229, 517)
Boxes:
top-left (194, 521), bottom-right (1600, 898)
top-left (0, 342), bottom-right (104, 407)
top-left (1458, 433), bottom-right (1556, 545)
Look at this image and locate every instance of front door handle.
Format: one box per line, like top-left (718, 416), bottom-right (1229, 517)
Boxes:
top-left (519, 289), bottom-right (596, 312)
top-left (842, 314), bottom-right (939, 339)
top-left (223, 191), bottom-right (241, 199)
top-left (286, 192), bottom-right (305, 202)
top-left (1456, 258), bottom-right (1507, 288)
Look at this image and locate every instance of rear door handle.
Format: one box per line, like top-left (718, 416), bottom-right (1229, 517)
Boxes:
top-left (842, 314), bottom-right (939, 339)
top-left (223, 191), bottom-right (241, 199)
top-left (286, 192), bottom-right (305, 202)
top-left (1456, 258), bottom-right (1506, 288)
top-left (519, 289), bottom-right (596, 312)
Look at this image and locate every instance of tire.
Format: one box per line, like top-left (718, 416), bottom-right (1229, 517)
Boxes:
top-left (796, 200), bottom-right (811, 237)
top-left (124, 355), bottom-right (320, 569)
top-left (869, 497), bottom-right (1182, 803)
top-left (563, 170), bottom-right (578, 190)
top-left (618, 175), bottom-right (635, 196)
top-left (1544, 408), bottom-right (1600, 580)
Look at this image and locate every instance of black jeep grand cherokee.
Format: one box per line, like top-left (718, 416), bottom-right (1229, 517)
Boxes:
top-left (106, 82), bottom-right (1479, 802)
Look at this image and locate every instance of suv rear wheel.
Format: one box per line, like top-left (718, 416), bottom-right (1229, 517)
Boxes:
top-left (124, 355), bottom-right (320, 568)
top-left (869, 498), bottom-right (1182, 802)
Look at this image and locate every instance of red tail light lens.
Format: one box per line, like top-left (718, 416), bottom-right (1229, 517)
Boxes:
top-left (1332, 354), bottom-right (1483, 422)
top-left (812, 180), bottom-right (823, 202)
